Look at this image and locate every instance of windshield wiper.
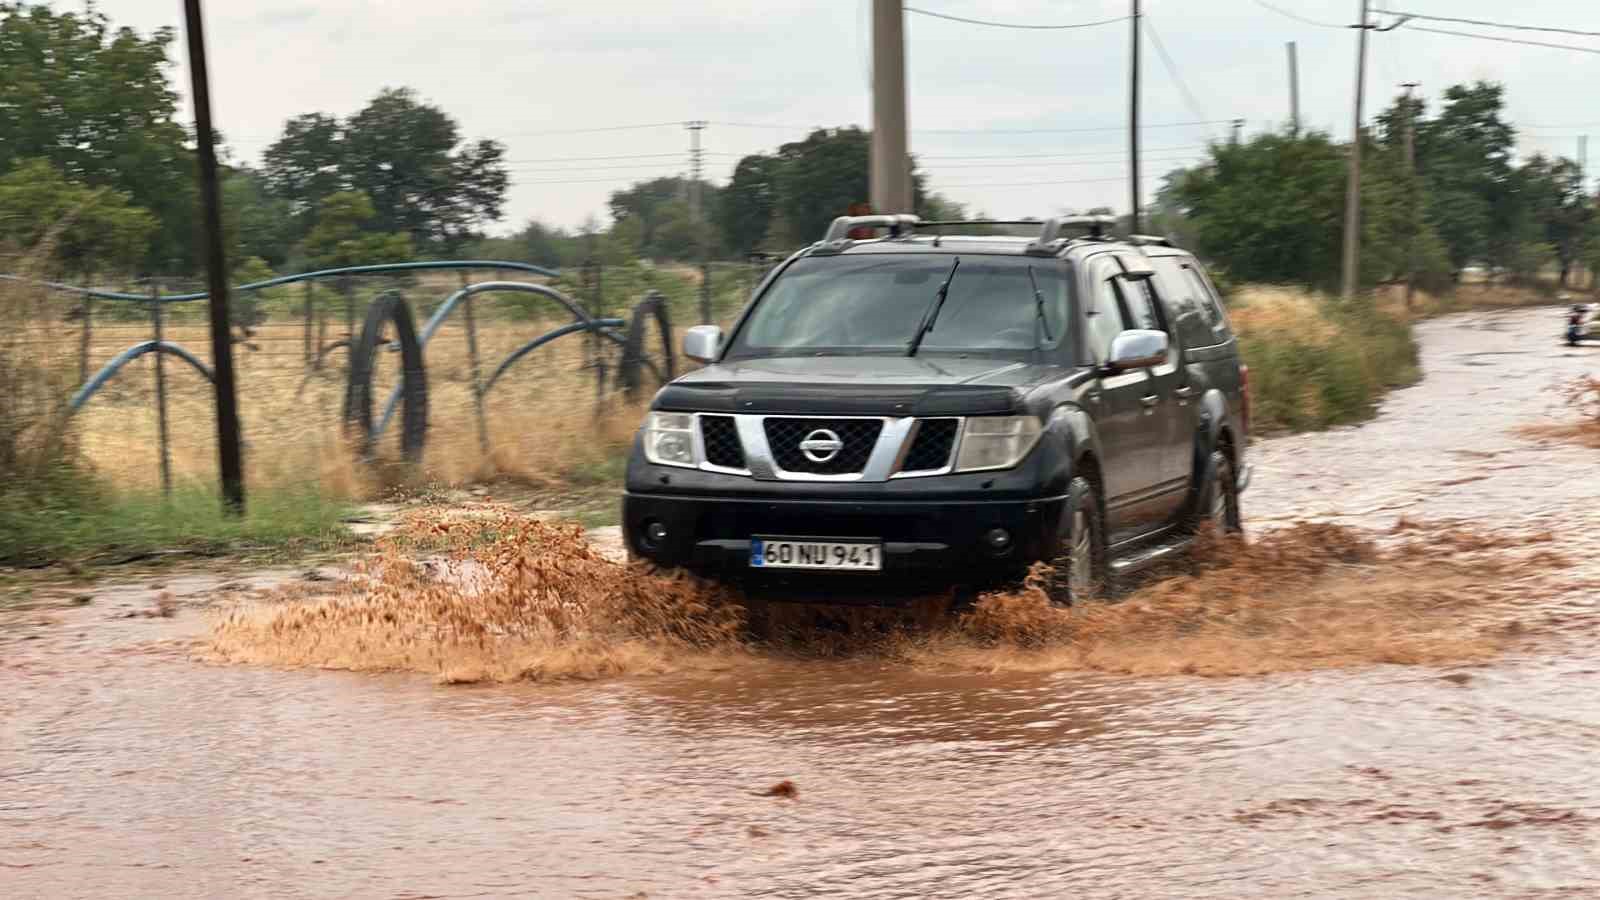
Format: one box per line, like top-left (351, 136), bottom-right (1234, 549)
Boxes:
top-left (1027, 265), bottom-right (1053, 346)
top-left (906, 257), bottom-right (961, 357)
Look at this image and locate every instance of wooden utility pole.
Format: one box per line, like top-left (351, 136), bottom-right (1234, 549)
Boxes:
top-left (1287, 41), bottom-right (1301, 135)
top-left (1231, 119), bottom-right (1245, 145)
top-left (1401, 82), bottom-right (1420, 309)
top-left (870, 0), bottom-right (912, 214)
top-left (1129, 0), bottom-right (1143, 232)
top-left (1340, 0), bottom-right (1372, 299)
top-left (182, 0), bottom-right (245, 513)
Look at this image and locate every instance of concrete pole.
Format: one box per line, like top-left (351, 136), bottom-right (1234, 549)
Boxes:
top-left (871, 0), bottom-right (912, 214)
top-left (1340, 0), bottom-right (1371, 299)
top-left (1287, 41), bottom-right (1301, 135)
top-left (1128, 0), bottom-right (1142, 232)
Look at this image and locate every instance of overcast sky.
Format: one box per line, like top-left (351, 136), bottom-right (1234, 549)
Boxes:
top-left (106, 0), bottom-right (1600, 236)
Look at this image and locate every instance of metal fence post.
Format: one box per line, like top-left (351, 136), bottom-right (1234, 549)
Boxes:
top-left (302, 280), bottom-right (313, 367)
top-left (459, 270), bottom-right (490, 454)
top-left (699, 260), bottom-right (712, 324)
top-left (78, 276), bottom-right (93, 385)
top-left (150, 282), bottom-right (173, 496)
top-left (341, 275), bottom-right (354, 375)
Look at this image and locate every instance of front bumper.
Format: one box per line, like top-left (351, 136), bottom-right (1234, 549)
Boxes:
top-left (622, 490), bottom-right (1067, 581)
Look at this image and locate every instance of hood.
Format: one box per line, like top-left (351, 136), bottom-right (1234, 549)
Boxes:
top-left (653, 355), bottom-right (1058, 416)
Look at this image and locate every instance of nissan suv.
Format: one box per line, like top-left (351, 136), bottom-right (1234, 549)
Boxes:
top-left (622, 214), bottom-right (1251, 604)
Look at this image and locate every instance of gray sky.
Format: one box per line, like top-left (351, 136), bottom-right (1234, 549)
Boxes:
top-left (107, 0), bottom-right (1600, 236)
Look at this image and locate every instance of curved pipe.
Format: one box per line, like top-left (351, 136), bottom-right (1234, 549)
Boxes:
top-left (0, 259), bottom-right (561, 304)
top-left (481, 318), bottom-right (627, 395)
top-left (68, 341), bottom-right (216, 413)
top-left (371, 281), bottom-right (625, 439)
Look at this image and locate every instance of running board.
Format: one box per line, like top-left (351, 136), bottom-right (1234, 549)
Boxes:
top-left (1109, 536), bottom-right (1196, 576)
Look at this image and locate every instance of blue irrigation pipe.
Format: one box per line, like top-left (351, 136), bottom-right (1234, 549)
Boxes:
top-left (1, 260), bottom-right (560, 304)
top-left (68, 341), bottom-right (216, 413)
top-left (481, 319), bottom-right (627, 394)
top-left (370, 280), bottom-right (627, 440)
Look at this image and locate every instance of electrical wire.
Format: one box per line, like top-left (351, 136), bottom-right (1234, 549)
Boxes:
top-left (940, 175), bottom-right (1133, 188)
top-left (1404, 24), bottom-right (1600, 55)
top-left (902, 5), bottom-right (1126, 30)
top-left (921, 143), bottom-right (1207, 160)
top-left (502, 152), bottom-right (686, 164)
top-left (1142, 16), bottom-right (1210, 125)
top-left (1251, 0), bottom-right (1344, 29)
top-left (1384, 9), bottom-right (1600, 39)
top-left (711, 119), bottom-right (1231, 135)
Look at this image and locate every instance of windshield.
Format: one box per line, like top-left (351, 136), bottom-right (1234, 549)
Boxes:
top-left (727, 254), bottom-right (1072, 359)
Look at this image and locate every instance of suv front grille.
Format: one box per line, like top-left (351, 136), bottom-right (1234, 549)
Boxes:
top-left (699, 415), bottom-right (745, 469)
top-left (763, 417), bottom-right (883, 475)
top-left (900, 418), bottom-right (959, 472)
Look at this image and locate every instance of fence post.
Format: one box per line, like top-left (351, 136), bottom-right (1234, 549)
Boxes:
top-left (699, 260), bottom-right (712, 324)
top-left (302, 280), bottom-right (313, 367)
top-left (78, 275), bottom-right (93, 385)
top-left (340, 275), bottom-right (354, 375)
top-left (459, 270), bottom-right (490, 454)
top-left (150, 282), bottom-right (173, 496)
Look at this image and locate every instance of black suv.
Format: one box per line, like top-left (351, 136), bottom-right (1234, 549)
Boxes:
top-left (623, 215), bottom-right (1251, 603)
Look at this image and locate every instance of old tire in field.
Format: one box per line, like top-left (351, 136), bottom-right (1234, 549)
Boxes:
top-left (617, 292), bottom-right (676, 400)
top-left (1196, 449), bottom-right (1242, 535)
top-left (1044, 476), bottom-right (1107, 607)
top-left (343, 290), bottom-right (428, 461)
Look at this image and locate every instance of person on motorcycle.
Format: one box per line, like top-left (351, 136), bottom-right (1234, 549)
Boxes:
top-left (1568, 299), bottom-right (1589, 346)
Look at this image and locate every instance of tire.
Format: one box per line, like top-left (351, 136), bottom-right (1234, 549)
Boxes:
top-left (1197, 449), bottom-right (1243, 535)
top-left (1044, 476), bottom-right (1107, 606)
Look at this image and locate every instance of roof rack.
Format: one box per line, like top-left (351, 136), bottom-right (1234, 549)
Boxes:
top-left (820, 214), bottom-right (923, 244)
top-left (1127, 233), bottom-right (1175, 248)
top-left (1024, 215), bottom-right (1117, 256)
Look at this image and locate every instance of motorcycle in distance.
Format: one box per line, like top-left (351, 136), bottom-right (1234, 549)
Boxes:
top-left (1568, 303), bottom-right (1592, 347)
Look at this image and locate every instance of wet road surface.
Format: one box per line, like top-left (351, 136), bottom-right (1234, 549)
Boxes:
top-left (5, 306), bottom-right (1600, 898)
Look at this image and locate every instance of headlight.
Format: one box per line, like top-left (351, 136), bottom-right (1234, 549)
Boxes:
top-left (643, 412), bottom-right (698, 467)
top-left (955, 416), bottom-right (1042, 472)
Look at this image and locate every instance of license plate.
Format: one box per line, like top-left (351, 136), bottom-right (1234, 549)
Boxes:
top-left (750, 537), bottom-right (882, 571)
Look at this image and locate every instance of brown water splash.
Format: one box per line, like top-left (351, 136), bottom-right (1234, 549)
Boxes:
top-left (208, 512), bottom-right (1556, 683)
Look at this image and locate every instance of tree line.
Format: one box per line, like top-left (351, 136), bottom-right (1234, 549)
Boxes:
top-left (1154, 82), bottom-right (1596, 293)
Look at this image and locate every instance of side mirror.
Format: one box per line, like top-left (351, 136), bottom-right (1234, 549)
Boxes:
top-left (1104, 329), bottom-right (1169, 373)
top-left (682, 325), bottom-right (723, 364)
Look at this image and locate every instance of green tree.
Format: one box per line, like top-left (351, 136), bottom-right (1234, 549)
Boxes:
top-left (222, 169), bottom-right (296, 269)
top-left (0, 159), bottom-right (156, 275)
top-left (1414, 82), bottom-right (1517, 274)
top-left (0, 2), bottom-right (195, 271)
top-left (1518, 154), bottom-right (1593, 287)
top-left (718, 155), bottom-right (779, 256)
top-left (300, 191), bottom-right (412, 268)
top-left (263, 88), bottom-right (508, 253)
top-left (609, 177), bottom-right (721, 259)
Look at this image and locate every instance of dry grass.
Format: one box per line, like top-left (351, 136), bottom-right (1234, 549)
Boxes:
top-left (1515, 374), bottom-right (1600, 449)
top-left (64, 313), bottom-right (650, 500)
top-left (1227, 286), bottom-right (1419, 432)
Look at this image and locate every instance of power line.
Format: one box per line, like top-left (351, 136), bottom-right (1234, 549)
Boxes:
top-left (503, 151), bottom-right (687, 164)
top-left (925, 153), bottom-right (1201, 170)
top-left (1384, 9), bottom-right (1600, 39)
top-left (1404, 24), bottom-right (1600, 55)
top-left (497, 121), bottom-right (687, 137)
top-left (921, 143), bottom-right (1207, 160)
top-left (1251, 0), bottom-right (1344, 29)
top-left (902, 5), bottom-right (1126, 30)
top-left (940, 175), bottom-right (1140, 189)
top-left (1142, 16), bottom-right (1209, 124)
top-left (710, 118), bottom-right (1231, 135)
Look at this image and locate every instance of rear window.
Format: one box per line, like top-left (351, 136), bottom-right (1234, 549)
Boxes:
top-left (1151, 256), bottom-right (1231, 348)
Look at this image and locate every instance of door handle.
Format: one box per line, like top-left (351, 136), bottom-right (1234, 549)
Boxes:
top-left (1141, 394), bottom-right (1159, 408)
top-left (1174, 386), bottom-right (1195, 398)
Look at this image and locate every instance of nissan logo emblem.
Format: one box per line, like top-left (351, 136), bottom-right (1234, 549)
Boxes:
top-left (798, 428), bottom-right (844, 463)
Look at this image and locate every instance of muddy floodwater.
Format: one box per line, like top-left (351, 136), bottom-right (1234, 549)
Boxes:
top-left (6, 307), bottom-right (1600, 898)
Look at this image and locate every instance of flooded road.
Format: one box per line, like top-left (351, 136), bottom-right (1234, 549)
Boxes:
top-left (6, 306), bottom-right (1600, 898)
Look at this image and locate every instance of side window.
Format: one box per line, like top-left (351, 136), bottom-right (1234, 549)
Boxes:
top-left (1084, 265), bottom-right (1129, 364)
top-left (1153, 256), bottom-right (1231, 346)
top-left (1121, 278), bottom-right (1165, 332)
top-left (1184, 264), bottom-right (1232, 341)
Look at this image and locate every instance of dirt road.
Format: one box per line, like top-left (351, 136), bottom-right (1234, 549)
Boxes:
top-left (5, 306), bottom-right (1599, 898)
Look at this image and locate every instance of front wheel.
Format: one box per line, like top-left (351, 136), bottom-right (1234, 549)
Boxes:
top-left (1044, 476), bottom-right (1107, 606)
top-left (1198, 449), bottom-right (1243, 535)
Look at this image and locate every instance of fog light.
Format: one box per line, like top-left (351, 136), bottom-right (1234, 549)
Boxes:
top-left (984, 527), bottom-right (1013, 553)
top-left (644, 520), bottom-right (669, 546)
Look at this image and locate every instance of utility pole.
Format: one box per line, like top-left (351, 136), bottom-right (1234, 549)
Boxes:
top-left (1129, 0), bottom-right (1143, 233)
top-left (1287, 41), bottom-right (1301, 135)
top-left (1581, 135), bottom-right (1590, 289)
top-left (1340, 0), bottom-right (1372, 299)
top-left (871, 0), bottom-right (912, 214)
top-left (1401, 82), bottom-right (1420, 309)
top-left (181, 0), bottom-right (245, 514)
top-left (1231, 118), bottom-right (1245, 145)
top-left (685, 120), bottom-right (710, 323)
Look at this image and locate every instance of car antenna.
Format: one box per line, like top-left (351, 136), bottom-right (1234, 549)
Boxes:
top-left (907, 256), bottom-right (961, 357)
top-left (1027, 265), bottom-right (1053, 346)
